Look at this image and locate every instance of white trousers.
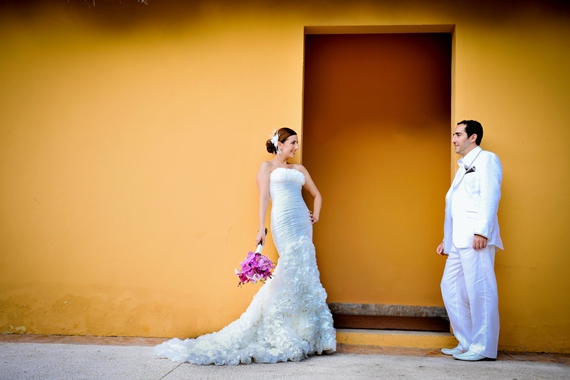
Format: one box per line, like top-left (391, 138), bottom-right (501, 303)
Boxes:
top-left (441, 244), bottom-right (500, 358)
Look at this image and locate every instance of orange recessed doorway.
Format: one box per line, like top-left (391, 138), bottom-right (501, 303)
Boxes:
top-left (302, 30), bottom-right (452, 323)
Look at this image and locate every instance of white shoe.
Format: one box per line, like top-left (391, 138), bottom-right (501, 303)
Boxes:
top-left (441, 346), bottom-right (464, 355)
top-left (453, 350), bottom-right (493, 361)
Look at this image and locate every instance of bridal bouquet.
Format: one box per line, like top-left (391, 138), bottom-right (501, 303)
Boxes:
top-left (235, 231), bottom-right (275, 287)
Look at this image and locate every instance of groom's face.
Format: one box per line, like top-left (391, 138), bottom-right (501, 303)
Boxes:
top-left (452, 124), bottom-right (476, 156)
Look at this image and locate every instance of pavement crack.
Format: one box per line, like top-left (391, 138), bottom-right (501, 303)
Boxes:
top-left (158, 363), bottom-right (183, 380)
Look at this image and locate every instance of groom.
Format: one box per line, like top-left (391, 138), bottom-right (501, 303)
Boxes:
top-left (436, 120), bottom-right (503, 361)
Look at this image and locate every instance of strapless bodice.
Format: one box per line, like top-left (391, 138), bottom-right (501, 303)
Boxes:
top-left (269, 168), bottom-right (311, 254)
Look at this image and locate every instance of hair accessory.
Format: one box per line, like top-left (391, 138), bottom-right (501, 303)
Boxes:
top-left (269, 130), bottom-right (281, 155)
top-left (270, 130), bottom-right (279, 148)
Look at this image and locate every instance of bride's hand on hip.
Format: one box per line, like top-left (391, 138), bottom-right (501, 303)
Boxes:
top-left (309, 211), bottom-right (319, 224)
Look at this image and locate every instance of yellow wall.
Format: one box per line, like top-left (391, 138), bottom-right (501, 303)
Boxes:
top-left (1, 0), bottom-right (569, 353)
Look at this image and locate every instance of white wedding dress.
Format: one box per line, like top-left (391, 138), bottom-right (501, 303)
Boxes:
top-left (153, 167), bottom-right (336, 365)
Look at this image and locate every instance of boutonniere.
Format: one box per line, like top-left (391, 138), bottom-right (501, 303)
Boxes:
top-left (465, 166), bottom-right (476, 174)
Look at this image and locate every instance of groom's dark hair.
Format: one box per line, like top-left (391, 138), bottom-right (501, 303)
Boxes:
top-left (458, 120), bottom-right (483, 145)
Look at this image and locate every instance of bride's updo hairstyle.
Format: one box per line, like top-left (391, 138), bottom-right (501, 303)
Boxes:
top-left (266, 127), bottom-right (297, 154)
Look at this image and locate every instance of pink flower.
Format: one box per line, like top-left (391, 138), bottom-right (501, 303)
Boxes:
top-left (235, 251), bottom-right (276, 287)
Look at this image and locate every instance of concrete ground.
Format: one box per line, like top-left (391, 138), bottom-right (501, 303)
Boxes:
top-left (0, 335), bottom-right (568, 380)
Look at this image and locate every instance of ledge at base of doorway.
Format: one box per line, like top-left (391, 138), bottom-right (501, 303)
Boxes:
top-left (336, 328), bottom-right (457, 350)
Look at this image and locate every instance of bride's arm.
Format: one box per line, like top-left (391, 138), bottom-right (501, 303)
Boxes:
top-left (256, 161), bottom-right (271, 244)
top-left (296, 165), bottom-right (322, 224)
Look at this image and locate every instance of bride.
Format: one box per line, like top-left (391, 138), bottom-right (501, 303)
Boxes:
top-left (153, 127), bottom-right (336, 365)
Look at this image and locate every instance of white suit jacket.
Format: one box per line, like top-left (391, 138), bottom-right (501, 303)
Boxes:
top-left (443, 146), bottom-right (503, 252)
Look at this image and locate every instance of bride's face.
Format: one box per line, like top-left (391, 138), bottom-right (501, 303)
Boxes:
top-left (279, 135), bottom-right (299, 158)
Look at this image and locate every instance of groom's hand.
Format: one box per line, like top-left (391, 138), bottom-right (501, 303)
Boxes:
top-left (436, 243), bottom-right (447, 256)
top-left (473, 234), bottom-right (488, 250)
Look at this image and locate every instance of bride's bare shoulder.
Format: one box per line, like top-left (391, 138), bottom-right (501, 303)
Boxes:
top-left (291, 163), bottom-right (309, 175)
top-left (258, 161), bottom-right (274, 174)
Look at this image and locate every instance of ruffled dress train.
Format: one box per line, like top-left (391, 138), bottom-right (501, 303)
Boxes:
top-left (153, 167), bottom-right (336, 365)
